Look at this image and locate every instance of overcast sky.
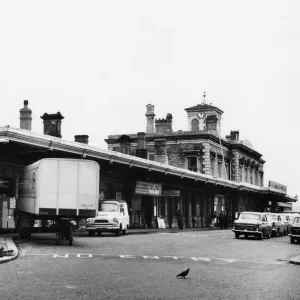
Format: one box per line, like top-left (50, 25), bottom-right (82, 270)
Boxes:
top-left (0, 1), bottom-right (299, 198)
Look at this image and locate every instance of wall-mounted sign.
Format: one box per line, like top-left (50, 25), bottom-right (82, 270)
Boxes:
top-left (9, 197), bottom-right (16, 209)
top-left (135, 181), bottom-right (162, 196)
top-left (161, 190), bottom-right (180, 197)
top-left (269, 180), bottom-right (287, 193)
top-left (0, 179), bottom-right (9, 188)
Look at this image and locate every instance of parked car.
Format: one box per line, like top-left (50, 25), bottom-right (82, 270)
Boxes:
top-left (279, 213), bottom-right (292, 234)
top-left (232, 212), bottom-right (271, 240)
top-left (86, 200), bottom-right (130, 236)
top-left (265, 213), bottom-right (286, 236)
top-left (289, 214), bottom-right (300, 244)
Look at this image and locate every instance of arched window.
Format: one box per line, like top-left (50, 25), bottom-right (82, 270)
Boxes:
top-left (191, 119), bottom-right (199, 131)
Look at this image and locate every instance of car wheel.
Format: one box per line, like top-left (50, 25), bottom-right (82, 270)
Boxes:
top-left (122, 226), bottom-right (128, 235)
top-left (258, 233), bottom-right (263, 240)
top-left (235, 233), bottom-right (239, 239)
top-left (291, 237), bottom-right (295, 244)
top-left (265, 231), bottom-right (271, 239)
top-left (88, 231), bottom-right (94, 236)
top-left (245, 234), bottom-right (248, 239)
top-left (115, 228), bottom-right (121, 237)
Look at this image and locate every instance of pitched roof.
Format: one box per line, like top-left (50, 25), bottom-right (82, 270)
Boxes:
top-left (185, 103), bottom-right (224, 114)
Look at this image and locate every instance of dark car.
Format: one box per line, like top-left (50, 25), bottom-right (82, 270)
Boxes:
top-left (233, 212), bottom-right (271, 240)
top-left (289, 214), bottom-right (300, 244)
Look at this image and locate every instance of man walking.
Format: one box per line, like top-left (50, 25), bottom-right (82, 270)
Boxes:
top-left (219, 211), bottom-right (225, 229)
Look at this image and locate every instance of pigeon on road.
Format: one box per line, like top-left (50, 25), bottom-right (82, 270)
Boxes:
top-left (176, 268), bottom-right (190, 279)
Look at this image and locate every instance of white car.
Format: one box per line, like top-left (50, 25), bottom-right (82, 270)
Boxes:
top-left (265, 213), bottom-right (286, 236)
top-left (86, 200), bottom-right (130, 236)
top-left (279, 213), bottom-right (292, 234)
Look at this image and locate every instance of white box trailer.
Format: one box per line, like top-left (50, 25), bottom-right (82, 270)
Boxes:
top-left (15, 158), bottom-right (99, 242)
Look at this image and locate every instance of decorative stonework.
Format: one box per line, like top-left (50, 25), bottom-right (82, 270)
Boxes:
top-left (201, 142), bottom-right (211, 175)
top-left (231, 150), bottom-right (240, 182)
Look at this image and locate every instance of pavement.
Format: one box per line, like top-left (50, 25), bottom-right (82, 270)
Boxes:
top-left (289, 255), bottom-right (300, 265)
top-left (2, 226), bottom-right (300, 265)
top-left (0, 234), bottom-right (19, 264)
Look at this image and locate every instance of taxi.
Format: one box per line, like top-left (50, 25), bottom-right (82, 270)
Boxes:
top-left (289, 214), bottom-right (300, 244)
top-left (265, 213), bottom-right (286, 236)
top-left (233, 212), bottom-right (271, 240)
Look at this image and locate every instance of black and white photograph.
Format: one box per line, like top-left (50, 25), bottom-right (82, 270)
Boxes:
top-left (0, 1), bottom-right (300, 299)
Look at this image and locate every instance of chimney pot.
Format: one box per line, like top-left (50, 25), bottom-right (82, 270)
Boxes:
top-left (20, 100), bottom-right (32, 131)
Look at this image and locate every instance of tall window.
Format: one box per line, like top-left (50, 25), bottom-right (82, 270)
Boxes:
top-left (239, 165), bottom-right (243, 182)
top-left (187, 157), bottom-right (197, 172)
top-left (210, 157), bottom-right (215, 176)
top-left (191, 119), bottom-right (199, 131)
top-left (218, 161), bottom-right (222, 177)
top-left (245, 167), bottom-right (248, 183)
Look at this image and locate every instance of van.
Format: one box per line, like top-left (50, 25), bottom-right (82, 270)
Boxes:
top-left (86, 200), bottom-right (129, 236)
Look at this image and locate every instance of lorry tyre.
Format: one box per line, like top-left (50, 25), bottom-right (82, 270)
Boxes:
top-left (56, 233), bottom-right (60, 245)
top-left (122, 226), bottom-right (128, 235)
top-left (291, 237), bottom-right (295, 244)
top-left (235, 233), bottom-right (239, 239)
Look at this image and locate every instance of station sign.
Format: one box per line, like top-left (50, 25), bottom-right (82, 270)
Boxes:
top-left (268, 180), bottom-right (287, 193)
top-left (135, 181), bottom-right (162, 196)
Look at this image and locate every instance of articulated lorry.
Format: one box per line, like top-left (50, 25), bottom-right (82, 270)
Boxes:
top-left (15, 158), bottom-right (99, 244)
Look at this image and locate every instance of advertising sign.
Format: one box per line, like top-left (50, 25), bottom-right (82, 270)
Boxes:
top-left (135, 181), bottom-right (162, 196)
top-left (161, 190), bottom-right (180, 197)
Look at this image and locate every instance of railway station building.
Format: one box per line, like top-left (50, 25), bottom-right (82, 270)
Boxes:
top-left (0, 100), bottom-right (296, 230)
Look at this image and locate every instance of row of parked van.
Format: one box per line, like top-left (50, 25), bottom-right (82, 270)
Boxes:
top-left (232, 211), bottom-right (300, 242)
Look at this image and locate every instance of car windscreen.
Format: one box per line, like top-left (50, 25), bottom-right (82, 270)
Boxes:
top-left (266, 214), bottom-right (277, 221)
top-left (239, 214), bottom-right (261, 221)
top-left (293, 217), bottom-right (300, 224)
top-left (100, 203), bottom-right (119, 212)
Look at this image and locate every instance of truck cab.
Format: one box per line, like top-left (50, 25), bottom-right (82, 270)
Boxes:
top-left (86, 200), bottom-right (129, 236)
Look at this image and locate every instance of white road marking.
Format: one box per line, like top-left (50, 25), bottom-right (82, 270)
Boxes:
top-left (76, 254), bottom-right (92, 258)
top-left (191, 257), bottom-right (211, 262)
top-left (25, 253), bottom-right (288, 265)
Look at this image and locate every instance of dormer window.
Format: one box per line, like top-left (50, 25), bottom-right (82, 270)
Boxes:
top-left (191, 119), bottom-right (199, 131)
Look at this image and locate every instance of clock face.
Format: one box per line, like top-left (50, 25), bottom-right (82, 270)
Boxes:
top-left (51, 120), bottom-right (56, 125)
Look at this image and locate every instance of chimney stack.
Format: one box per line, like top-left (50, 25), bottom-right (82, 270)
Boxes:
top-left (74, 135), bottom-right (89, 144)
top-left (19, 100), bottom-right (32, 130)
top-left (40, 112), bottom-right (64, 138)
top-left (154, 139), bottom-right (168, 164)
top-left (136, 132), bottom-right (147, 159)
top-left (146, 104), bottom-right (155, 134)
top-left (230, 130), bottom-right (239, 141)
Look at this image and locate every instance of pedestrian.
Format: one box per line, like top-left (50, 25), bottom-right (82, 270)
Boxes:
top-left (219, 211), bottom-right (225, 229)
top-left (192, 215), bottom-right (196, 228)
top-left (224, 211), bottom-right (228, 229)
top-left (210, 211), bottom-right (217, 228)
top-left (176, 209), bottom-right (184, 230)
